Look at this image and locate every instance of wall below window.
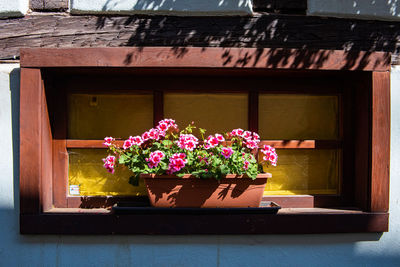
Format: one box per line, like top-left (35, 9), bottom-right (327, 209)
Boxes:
top-left (0, 63), bottom-right (399, 266)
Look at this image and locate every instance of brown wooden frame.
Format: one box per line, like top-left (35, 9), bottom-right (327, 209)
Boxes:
top-left (20, 47), bottom-right (390, 234)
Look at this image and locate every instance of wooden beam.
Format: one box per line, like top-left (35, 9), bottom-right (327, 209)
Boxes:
top-left (370, 72), bottom-right (390, 212)
top-left (20, 47), bottom-right (391, 71)
top-left (20, 68), bottom-right (42, 214)
top-left (0, 14), bottom-right (398, 61)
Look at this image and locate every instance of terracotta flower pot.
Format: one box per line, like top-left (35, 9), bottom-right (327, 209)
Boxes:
top-left (141, 173), bottom-right (271, 208)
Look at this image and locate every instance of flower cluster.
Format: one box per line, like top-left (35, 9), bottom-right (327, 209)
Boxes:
top-left (102, 155), bottom-right (116, 173)
top-left (121, 135), bottom-right (143, 150)
top-left (119, 119), bottom-right (179, 150)
top-left (230, 129), bottom-right (260, 149)
top-left (168, 153), bottom-right (188, 174)
top-left (177, 134), bottom-right (199, 151)
top-left (102, 119), bottom-right (277, 181)
top-left (261, 145), bottom-right (278, 166)
top-left (103, 137), bottom-right (114, 147)
top-left (221, 147), bottom-right (233, 159)
top-left (146, 150), bottom-right (165, 169)
top-left (157, 119), bottom-right (178, 136)
top-left (142, 128), bottom-right (160, 142)
top-left (204, 134), bottom-right (224, 149)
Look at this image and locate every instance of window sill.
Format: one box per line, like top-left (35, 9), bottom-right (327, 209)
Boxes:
top-left (20, 208), bottom-right (388, 234)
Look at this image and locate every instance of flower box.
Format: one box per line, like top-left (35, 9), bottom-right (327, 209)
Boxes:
top-left (103, 119), bottom-right (277, 209)
top-left (142, 173), bottom-right (271, 208)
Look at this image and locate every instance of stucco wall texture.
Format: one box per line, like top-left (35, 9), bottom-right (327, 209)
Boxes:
top-left (0, 64), bottom-right (399, 266)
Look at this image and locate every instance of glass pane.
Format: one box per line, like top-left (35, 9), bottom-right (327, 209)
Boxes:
top-left (263, 149), bottom-right (340, 195)
top-left (164, 93), bottom-right (248, 134)
top-left (68, 94), bottom-right (153, 139)
top-left (68, 149), bottom-right (147, 196)
top-left (259, 94), bottom-right (339, 140)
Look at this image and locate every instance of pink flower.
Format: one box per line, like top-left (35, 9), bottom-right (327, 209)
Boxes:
top-left (157, 119), bottom-right (178, 134)
top-left (245, 140), bottom-right (258, 149)
top-left (243, 131), bottom-right (252, 140)
top-left (142, 131), bottom-right (150, 142)
top-left (261, 145), bottom-right (278, 166)
top-left (215, 134), bottom-right (225, 142)
top-left (123, 139), bottom-right (133, 150)
top-left (129, 136), bottom-right (143, 146)
top-left (148, 128), bottom-right (160, 141)
top-left (177, 134), bottom-right (199, 151)
top-left (230, 128), bottom-right (245, 138)
top-left (252, 132), bottom-right (260, 141)
top-left (102, 155), bottom-right (116, 173)
top-left (157, 122), bottom-right (168, 133)
top-left (269, 153), bottom-right (278, 166)
top-left (205, 135), bottom-right (219, 148)
top-left (261, 145), bottom-right (275, 154)
top-left (243, 160), bottom-right (250, 170)
top-left (221, 147), bottom-right (234, 159)
top-left (146, 150), bottom-right (165, 169)
top-left (103, 137), bottom-right (114, 147)
top-left (168, 153), bottom-right (188, 173)
top-left (236, 128), bottom-right (244, 136)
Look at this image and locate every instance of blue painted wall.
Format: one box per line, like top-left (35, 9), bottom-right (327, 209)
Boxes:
top-left (0, 64), bottom-right (399, 267)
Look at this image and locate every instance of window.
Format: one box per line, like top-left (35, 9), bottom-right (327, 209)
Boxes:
top-left (19, 47), bottom-right (390, 234)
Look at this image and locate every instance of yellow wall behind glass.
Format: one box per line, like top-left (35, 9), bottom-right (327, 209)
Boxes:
top-left (68, 149), bottom-right (147, 196)
top-left (68, 94), bottom-right (153, 139)
top-left (259, 94), bottom-right (338, 140)
top-left (164, 93), bottom-right (248, 134)
top-left (263, 149), bottom-right (339, 195)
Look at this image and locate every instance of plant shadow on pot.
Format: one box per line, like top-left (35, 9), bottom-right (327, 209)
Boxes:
top-left (145, 178), bottom-right (267, 208)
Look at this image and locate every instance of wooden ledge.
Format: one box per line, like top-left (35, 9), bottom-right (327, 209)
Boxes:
top-left (21, 208), bottom-right (389, 234)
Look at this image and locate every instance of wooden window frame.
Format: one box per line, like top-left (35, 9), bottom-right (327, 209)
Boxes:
top-left (19, 47), bottom-right (390, 234)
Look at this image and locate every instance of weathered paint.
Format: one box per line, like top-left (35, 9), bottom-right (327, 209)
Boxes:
top-left (308, 0), bottom-right (400, 21)
top-left (0, 0), bottom-right (29, 17)
top-left (0, 63), bottom-right (399, 266)
top-left (70, 0), bottom-right (253, 16)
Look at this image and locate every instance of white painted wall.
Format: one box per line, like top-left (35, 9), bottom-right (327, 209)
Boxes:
top-left (308, 0), bottom-right (400, 21)
top-left (0, 0), bottom-right (29, 17)
top-left (0, 63), bottom-right (399, 266)
top-left (70, 0), bottom-right (253, 16)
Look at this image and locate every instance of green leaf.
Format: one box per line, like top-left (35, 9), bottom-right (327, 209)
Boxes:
top-left (219, 165), bottom-right (229, 176)
top-left (119, 154), bottom-right (128, 164)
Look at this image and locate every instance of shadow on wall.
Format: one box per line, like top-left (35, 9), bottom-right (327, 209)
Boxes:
top-left (10, 68), bottom-right (19, 221)
top-left (354, 0), bottom-right (400, 16)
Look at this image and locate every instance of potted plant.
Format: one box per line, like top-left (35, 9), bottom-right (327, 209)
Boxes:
top-left (103, 119), bottom-right (277, 208)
